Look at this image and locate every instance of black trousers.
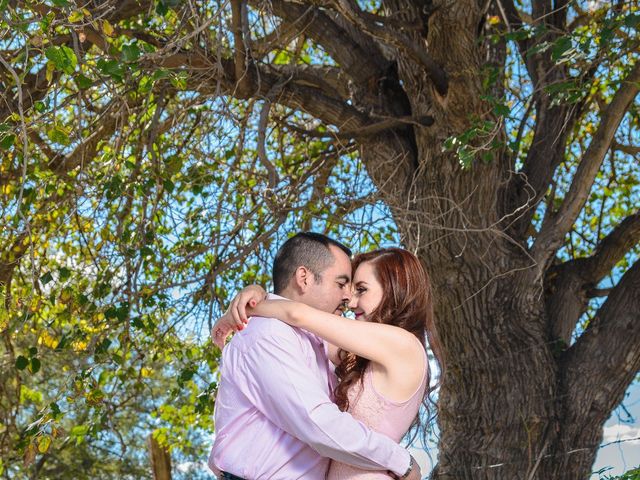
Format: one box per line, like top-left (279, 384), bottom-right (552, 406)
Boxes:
top-left (220, 472), bottom-right (247, 480)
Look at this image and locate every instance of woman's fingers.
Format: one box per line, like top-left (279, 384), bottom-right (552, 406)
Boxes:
top-left (237, 293), bottom-right (250, 324)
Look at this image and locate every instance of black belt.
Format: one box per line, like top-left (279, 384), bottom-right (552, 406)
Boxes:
top-left (220, 472), bottom-right (247, 480)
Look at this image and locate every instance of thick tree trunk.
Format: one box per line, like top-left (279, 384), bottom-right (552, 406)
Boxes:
top-left (353, 0), bottom-right (639, 475)
top-left (357, 0), bottom-right (627, 474)
top-left (364, 137), bottom-right (628, 479)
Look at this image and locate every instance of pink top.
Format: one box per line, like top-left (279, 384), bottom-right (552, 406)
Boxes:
top-left (209, 295), bottom-right (411, 480)
top-left (328, 345), bottom-right (428, 479)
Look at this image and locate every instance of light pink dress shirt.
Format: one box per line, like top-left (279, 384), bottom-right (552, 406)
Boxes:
top-left (209, 295), bottom-right (410, 480)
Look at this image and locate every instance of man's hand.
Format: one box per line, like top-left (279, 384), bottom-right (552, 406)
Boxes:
top-left (210, 464), bottom-right (222, 478)
top-left (405, 461), bottom-right (421, 480)
top-left (389, 455), bottom-right (421, 480)
top-left (210, 285), bottom-right (267, 349)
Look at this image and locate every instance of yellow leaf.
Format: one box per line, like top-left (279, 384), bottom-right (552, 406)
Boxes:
top-left (102, 19), bottom-right (114, 37)
top-left (38, 435), bottom-right (52, 454)
top-left (39, 331), bottom-right (59, 349)
top-left (72, 340), bottom-right (88, 352)
top-left (68, 10), bottom-right (84, 22)
top-left (46, 62), bottom-right (55, 83)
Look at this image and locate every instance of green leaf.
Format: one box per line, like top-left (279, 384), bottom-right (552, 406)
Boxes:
top-left (544, 80), bottom-right (577, 94)
top-left (97, 59), bottom-right (125, 82)
top-left (58, 267), bottom-right (71, 280)
top-left (139, 75), bottom-right (153, 94)
top-left (121, 43), bottom-right (141, 62)
top-left (50, 402), bottom-right (61, 416)
top-left (458, 148), bottom-right (474, 169)
top-left (163, 179), bottom-right (175, 193)
top-left (156, 1), bottom-right (169, 15)
top-left (152, 69), bottom-right (170, 81)
top-left (29, 358), bottom-right (41, 374)
top-left (70, 424), bottom-right (89, 444)
top-left (551, 37), bottom-right (572, 61)
top-left (45, 45), bottom-right (77, 75)
top-left (46, 126), bottom-right (71, 146)
top-left (29, 347), bottom-right (38, 357)
top-left (0, 133), bottom-right (15, 149)
top-left (131, 316), bottom-right (145, 329)
top-left (34, 101), bottom-right (47, 113)
top-left (40, 271), bottom-right (54, 286)
top-left (51, 0), bottom-right (70, 5)
top-left (95, 338), bottom-right (111, 354)
top-left (75, 74), bottom-right (93, 90)
top-left (16, 355), bottom-right (29, 370)
top-left (170, 71), bottom-right (188, 90)
top-left (492, 103), bottom-right (511, 117)
top-left (624, 14), bottom-right (640, 29)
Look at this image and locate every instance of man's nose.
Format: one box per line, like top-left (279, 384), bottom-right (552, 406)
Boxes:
top-left (342, 287), bottom-right (353, 304)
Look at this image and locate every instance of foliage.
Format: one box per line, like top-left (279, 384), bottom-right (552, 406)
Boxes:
top-left (0, 0), bottom-right (638, 477)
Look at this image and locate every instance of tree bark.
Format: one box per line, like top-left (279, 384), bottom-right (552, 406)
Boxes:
top-left (148, 434), bottom-right (172, 480)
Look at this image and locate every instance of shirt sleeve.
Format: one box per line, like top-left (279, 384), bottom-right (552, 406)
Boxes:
top-left (236, 324), bottom-right (410, 475)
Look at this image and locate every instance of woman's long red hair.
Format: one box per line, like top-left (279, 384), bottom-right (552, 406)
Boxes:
top-left (334, 248), bottom-right (444, 443)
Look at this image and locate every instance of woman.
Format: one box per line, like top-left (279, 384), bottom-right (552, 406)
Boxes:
top-left (216, 248), bottom-right (443, 479)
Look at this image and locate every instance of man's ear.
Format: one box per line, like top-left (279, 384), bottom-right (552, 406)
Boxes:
top-left (293, 266), bottom-right (312, 293)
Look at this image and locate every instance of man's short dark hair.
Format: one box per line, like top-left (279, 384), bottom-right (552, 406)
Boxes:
top-left (272, 232), bottom-right (352, 294)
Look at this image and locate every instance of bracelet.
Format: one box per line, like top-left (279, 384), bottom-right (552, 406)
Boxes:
top-left (390, 454), bottom-right (415, 480)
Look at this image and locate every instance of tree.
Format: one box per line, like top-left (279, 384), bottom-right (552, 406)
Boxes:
top-left (0, 0), bottom-right (638, 478)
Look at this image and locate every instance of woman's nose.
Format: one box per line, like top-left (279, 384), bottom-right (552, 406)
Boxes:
top-left (348, 296), bottom-right (358, 309)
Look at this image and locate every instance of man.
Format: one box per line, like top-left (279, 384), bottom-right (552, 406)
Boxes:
top-left (209, 232), bottom-right (420, 480)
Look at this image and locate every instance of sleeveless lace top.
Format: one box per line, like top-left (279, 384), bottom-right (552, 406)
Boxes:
top-left (326, 347), bottom-right (427, 479)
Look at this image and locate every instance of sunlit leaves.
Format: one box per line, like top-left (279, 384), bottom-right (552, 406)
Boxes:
top-left (46, 126), bottom-right (71, 146)
top-left (45, 46), bottom-right (77, 75)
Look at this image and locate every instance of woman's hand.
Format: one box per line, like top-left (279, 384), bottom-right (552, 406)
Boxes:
top-left (210, 285), bottom-right (267, 349)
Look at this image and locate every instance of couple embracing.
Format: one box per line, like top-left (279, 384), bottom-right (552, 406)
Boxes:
top-left (209, 232), bottom-right (443, 479)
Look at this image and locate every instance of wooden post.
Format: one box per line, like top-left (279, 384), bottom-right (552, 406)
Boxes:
top-left (148, 434), bottom-right (172, 480)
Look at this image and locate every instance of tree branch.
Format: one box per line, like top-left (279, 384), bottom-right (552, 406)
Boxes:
top-left (497, 0), bottom-right (540, 86)
top-left (268, 64), bottom-right (351, 102)
top-left (532, 63), bottom-right (640, 266)
top-left (250, 11), bottom-right (315, 60)
top-left (612, 141), bottom-right (640, 156)
top-left (253, 0), bottom-right (415, 118)
top-left (545, 211), bottom-right (640, 343)
top-left (332, 0), bottom-right (448, 95)
top-left (147, 49), bottom-right (378, 132)
top-left (570, 211), bottom-right (640, 284)
top-left (231, 0), bottom-right (255, 97)
top-left (562, 258), bottom-right (640, 429)
top-left (254, 0), bottom-right (386, 83)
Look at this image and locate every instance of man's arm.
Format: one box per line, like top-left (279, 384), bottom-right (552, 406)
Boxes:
top-left (236, 322), bottom-right (413, 476)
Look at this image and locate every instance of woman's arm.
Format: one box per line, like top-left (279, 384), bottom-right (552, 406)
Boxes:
top-left (249, 300), bottom-right (422, 368)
